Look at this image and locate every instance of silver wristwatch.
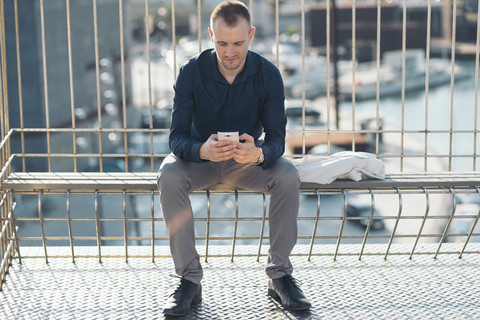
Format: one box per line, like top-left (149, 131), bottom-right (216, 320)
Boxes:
top-left (255, 148), bottom-right (264, 165)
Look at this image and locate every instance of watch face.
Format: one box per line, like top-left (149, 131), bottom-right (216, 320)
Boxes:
top-left (255, 148), bottom-right (264, 165)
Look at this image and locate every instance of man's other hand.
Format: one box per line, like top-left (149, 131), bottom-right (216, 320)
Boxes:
top-left (234, 133), bottom-right (261, 164)
top-left (199, 134), bottom-right (237, 162)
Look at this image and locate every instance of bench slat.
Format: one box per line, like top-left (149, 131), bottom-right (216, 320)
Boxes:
top-left (4, 171), bottom-right (480, 192)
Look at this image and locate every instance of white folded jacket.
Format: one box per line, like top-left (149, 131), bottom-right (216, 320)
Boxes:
top-left (290, 151), bottom-right (385, 184)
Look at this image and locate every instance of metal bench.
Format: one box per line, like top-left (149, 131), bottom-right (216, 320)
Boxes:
top-left (5, 171), bottom-right (480, 191)
top-left (3, 170), bottom-right (480, 261)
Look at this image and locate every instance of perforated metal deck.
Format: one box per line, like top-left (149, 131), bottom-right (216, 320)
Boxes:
top-left (2, 244), bottom-right (480, 319)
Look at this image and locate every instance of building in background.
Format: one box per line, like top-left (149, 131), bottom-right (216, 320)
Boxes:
top-left (310, 1), bottom-right (444, 62)
top-left (3, 0), bottom-right (132, 171)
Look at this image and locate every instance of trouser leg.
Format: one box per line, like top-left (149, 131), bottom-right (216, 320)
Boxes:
top-left (157, 154), bottom-right (220, 284)
top-left (222, 158), bottom-right (300, 279)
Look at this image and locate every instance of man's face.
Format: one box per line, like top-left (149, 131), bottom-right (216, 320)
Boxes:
top-left (209, 17), bottom-right (255, 73)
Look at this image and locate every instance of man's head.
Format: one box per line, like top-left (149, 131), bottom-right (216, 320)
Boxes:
top-left (209, 1), bottom-right (255, 75)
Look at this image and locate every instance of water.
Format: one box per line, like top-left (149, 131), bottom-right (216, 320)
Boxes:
top-left (341, 59), bottom-right (480, 171)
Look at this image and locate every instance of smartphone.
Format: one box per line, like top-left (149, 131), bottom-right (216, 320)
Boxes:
top-left (218, 131), bottom-right (239, 142)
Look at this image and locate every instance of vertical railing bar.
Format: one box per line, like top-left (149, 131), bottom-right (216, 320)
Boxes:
top-left (5, 210), bottom-right (14, 271)
top-left (351, 0), bottom-right (356, 152)
top-left (9, 227), bottom-right (15, 272)
top-left (384, 188), bottom-right (403, 260)
top-left (424, 0), bottom-right (432, 171)
top-left (0, 0), bottom-right (10, 182)
top-left (1, 249), bottom-right (6, 292)
top-left (1, 224), bottom-right (4, 274)
top-left (1, 202), bottom-right (10, 281)
top-left (151, 190), bottom-right (155, 263)
top-left (448, 0), bottom-right (457, 171)
top-left (9, 191), bottom-right (21, 263)
top-left (0, 0), bottom-right (6, 178)
top-left (473, 3), bottom-right (480, 171)
top-left (358, 189), bottom-right (375, 261)
top-left (66, 0), bottom-right (77, 172)
top-left (93, 0), bottom-right (103, 172)
top-left (66, 190), bottom-right (75, 263)
top-left (0, 208), bottom-right (9, 259)
top-left (275, 0), bottom-right (279, 68)
top-left (38, 190), bottom-right (48, 264)
top-left (123, 190), bottom-right (128, 263)
top-left (333, 190), bottom-right (347, 261)
top-left (375, 0), bottom-right (381, 155)
top-left (458, 186), bottom-right (480, 258)
top-left (256, 193), bottom-right (267, 262)
top-left (197, 0), bottom-right (202, 53)
top-left (94, 190), bottom-right (102, 263)
top-left (171, 0), bottom-right (177, 79)
top-left (231, 190), bottom-right (239, 262)
top-left (400, 0), bottom-right (407, 171)
top-left (301, 0), bottom-right (306, 155)
top-left (0, 217), bottom-right (7, 290)
top-left (434, 187), bottom-right (456, 259)
top-left (4, 202), bottom-right (10, 272)
top-left (144, 0), bottom-right (154, 172)
top-left (0, 224), bottom-right (4, 292)
top-left (0, 241), bottom-right (13, 292)
top-left (1, 198), bottom-right (10, 254)
top-left (119, 0), bottom-right (128, 172)
top-left (0, 193), bottom-right (8, 275)
top-left (13, 0), bottom-right (25, 172)
top-left (2, 221), bottom-right (12, 281)
top-left (1, 242), bottom-right (7, 292)
top-left (308, 190), bottom-right (321, 261)
top-left (326, 0), bottom-right (331, 151)
top-left (204, 190), bottom-right (210, 262)
top-left (39, 0), bottom-right (52, 172)
top-left (409, 187), bottom-right (430, 259)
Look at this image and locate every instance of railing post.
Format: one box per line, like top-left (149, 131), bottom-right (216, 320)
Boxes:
top-left (333, 190), bottom-right (348, 261)
top-left (0, 0), bottom-right (12, 186)
top-left (256, 193), bottom-right (267, 262)
top-left (384, 187), bottom-right (403, 260)
top-left (434, 187), bottom-right (456, 259)
top-left (307, 190), bottom-right (321, 261)
top-left (9, 191), bottom-right (20, 264)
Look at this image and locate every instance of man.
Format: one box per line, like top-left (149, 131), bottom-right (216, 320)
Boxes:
top-left (157, 1), bottom-right (311, 316)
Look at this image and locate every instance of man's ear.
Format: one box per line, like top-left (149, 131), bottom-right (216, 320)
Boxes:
top-left (249, 26), bottom-right (256, 41)
top-left (208, 27), bottom-right (214, 42)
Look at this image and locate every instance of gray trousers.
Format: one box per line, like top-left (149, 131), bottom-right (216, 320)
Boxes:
top-left (157, 154), bottom-right (300, 284)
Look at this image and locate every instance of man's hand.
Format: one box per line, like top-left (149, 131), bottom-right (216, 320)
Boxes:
top-left (233, 133), bottom-right (261, 164)
top-left (199, 134), bottom-right (237, 162)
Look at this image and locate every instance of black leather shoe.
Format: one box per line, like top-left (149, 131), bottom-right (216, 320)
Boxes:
top-left (163, 278), bottom-right (202, 316)
top-left (268, 275), bottom-right (311, 311)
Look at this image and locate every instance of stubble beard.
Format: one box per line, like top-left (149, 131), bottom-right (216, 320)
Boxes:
top-left (221, 56), bottom-right (245, 71)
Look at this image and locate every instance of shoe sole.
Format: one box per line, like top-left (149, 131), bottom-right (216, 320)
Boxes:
top-left (163, 295), bottom-right (202, 317)
top-left (267, 288), bottom-right (311, 311)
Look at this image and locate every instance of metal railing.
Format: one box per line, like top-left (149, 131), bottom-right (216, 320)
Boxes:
top-left (2, 0), bottom-right (480, 290)
top-left (5, 185), bottom-right (480, 262)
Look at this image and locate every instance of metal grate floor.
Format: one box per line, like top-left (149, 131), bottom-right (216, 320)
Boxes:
top-left (2, 244), bottom-right (480, 319)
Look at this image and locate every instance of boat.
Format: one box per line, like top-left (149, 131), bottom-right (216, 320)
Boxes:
top-left (338, 49), bottom-right (470, 101)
